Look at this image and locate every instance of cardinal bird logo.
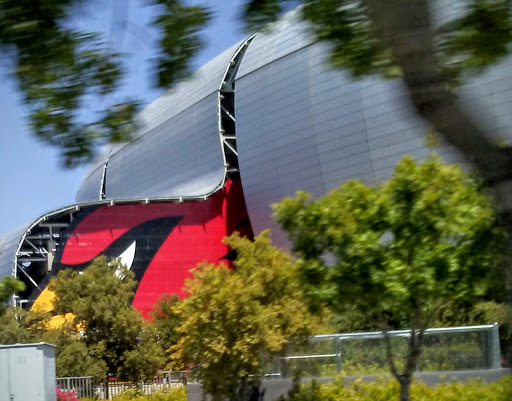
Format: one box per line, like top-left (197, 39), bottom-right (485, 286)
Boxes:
top-left (34, 180), bottom-right (252, 316)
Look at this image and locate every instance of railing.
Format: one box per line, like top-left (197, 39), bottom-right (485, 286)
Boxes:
top-left (57, 324), bottom-right (502, 396)
top-left (56, 376), bottom-right (94, 399)
top-left (275, 323), bottom-right (501, 378)
top-left (57, 371), bottom-right (188, 400)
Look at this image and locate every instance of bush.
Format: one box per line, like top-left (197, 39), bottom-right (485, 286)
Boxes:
top-left (282, 375), bottom-right (512, 401)
top-left (111, 386), bottom-right (187, 401)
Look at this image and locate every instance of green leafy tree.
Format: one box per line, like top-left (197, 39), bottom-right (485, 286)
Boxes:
top-left (49, 331), bottom-right (108, 378)
top-left (151, 293), bottom-right (183, 362)
top-left (49, 256), bottom-right (164, 381)
top-left (169, 231), bottom-right (323, 401)
top-left (0, 306), bottom-right (118, 377)
top-left (274, 155), bottom-right (504, 401)
top-left (0, 276), bottom-right (25, 316)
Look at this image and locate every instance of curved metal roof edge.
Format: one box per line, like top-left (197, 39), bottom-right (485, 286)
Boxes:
top-left (77, 36), bottom-right (255, 194)
top-left (5, 189), bottom-right (224, 284)
top-left (4, 33), bottom-right (262, 283)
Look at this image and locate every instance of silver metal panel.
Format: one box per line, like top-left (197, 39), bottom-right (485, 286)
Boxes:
top-left (105, 94), bottom-right (224, 199)
top-left (237, 43), bottom-right (327, 240)
top-left (237, 30), bottom-right (373, 240)
top-left (75, 165), bottom-right (103, 202)
top-left (236, 3), bottom-right (512, 247)
top-left (236, 8), bottom-right (314, 79)
top-left (0, 224), bottom-right (29, 281)
top-left (76, 40), bottom-right (246, 202)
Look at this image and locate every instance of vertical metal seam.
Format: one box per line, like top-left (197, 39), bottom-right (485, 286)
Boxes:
top-left (215, 34), bottom-right (256, 193)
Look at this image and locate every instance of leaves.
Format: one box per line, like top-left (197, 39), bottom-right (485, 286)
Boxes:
top-left (284, 375), bottom-right (512, 401)
top-left (274, 155), bottom-right (504, 400)
top-left (49, 256), bottom-right (164, 381)
top-left (151, 0), bottom-right (211, 88)
top-left (0, 0), bottom-right (141, 166)
top-left (169, 231), bottom-right (323, 401)
top-left (152, 293), bottom-right (183, 362)
top-left (303, 0), bottom-right (395, 77)
top-left (275, 155), bottom-right (502, 328)
top-left (0, 276), bottom-right (25, 316)
top-left (0, 0), bottom-right (210, 165)
top-left (436, 0), bottom-right (512, 82)
top-left (244, 0), bottom-right (512, 81)
top-left (242, 0), bottom-right (288, 31)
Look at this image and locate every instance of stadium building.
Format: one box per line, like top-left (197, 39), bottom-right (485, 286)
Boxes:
top-left (1, 4), bottom-right (512, 316)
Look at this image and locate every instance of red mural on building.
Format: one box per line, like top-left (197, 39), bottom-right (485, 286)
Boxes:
top-left (55, 180), bottom-right (253, 316)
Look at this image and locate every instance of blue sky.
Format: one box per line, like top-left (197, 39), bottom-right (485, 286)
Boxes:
top-left (0, 0), bottom-right (247, 235)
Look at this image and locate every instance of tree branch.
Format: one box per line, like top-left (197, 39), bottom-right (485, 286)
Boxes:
top-left (382, 325), bottom-right (401, 383)
top-left (364, 0), bottom-right (512, 187)
top-left (404, 309), bottom-right (426, 379)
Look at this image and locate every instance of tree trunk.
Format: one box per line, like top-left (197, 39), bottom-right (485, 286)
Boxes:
top-left (399, 377), bottom-right (412, 401)
top-left (103, 377), bottom-right (109, 400)
top-left (364, 0), bottom-right (512, 211)
top-left (384, 321), bottom-right (425, 401)
top-left (238, 375), bottom-right (249, 401)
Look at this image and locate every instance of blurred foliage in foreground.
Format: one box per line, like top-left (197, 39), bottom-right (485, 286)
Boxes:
top-left (0, 0), bottom-right (209, 166)
top-left (2, 1), bottom-right (512, 165)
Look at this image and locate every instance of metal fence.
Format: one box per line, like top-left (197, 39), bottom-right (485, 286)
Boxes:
top-left (275, 323), bottom-right (501, 378)
top-left (57, 371), bottom-right (187, 400)
top-left (56, 376), bottom-right (95, 399)
top-left (57, 324), bottom-right (502, 397)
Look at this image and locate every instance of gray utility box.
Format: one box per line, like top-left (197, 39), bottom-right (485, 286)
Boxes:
top-left (0, 342), bottom-right (57, 401)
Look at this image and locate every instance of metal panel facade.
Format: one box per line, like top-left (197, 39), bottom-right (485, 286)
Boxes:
top-left (104, 94), bottom-right (224, 199)
top-left (2, 2), bottom-right (512, 299)
top-left (75, 166), bottom-right (103, 202)
top-left (76, 40), bottom-right (246, 202)
top-left (235, 5), bottom-right (512, 245)
top-left (0, 225), bottom-right (28, 281)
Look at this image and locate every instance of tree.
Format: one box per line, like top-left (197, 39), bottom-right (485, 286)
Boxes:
top-left (0, 304), bottom-right (118, 377)
top-left (274, 155), bottom-right (504, 401)
top-left (0, 0), bottom-right (210, 165)
top-left (0, 306), bottom-right (48, 344)
top-left (0, 276), bottom-right (25, 316)
top-left (49, 256), bottom-right (164, 381)
top-left (151, 293), bottom-right (183, 363)
top-left (169, 231), bottom-right (323, 401)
